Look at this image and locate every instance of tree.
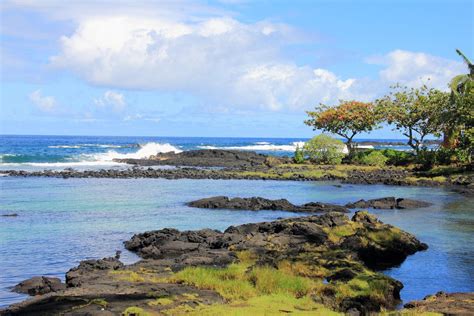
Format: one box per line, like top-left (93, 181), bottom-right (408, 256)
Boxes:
top-left (305, 101), bottom-right (381, 156)
top-left (376, 85), bottom-right (449, 154)
top-left (303, 134), bottom-right (345, 164)
top-left (293, 145), bottom-right (305, 164)
top-left (441, 49), bottom-right (474, 151)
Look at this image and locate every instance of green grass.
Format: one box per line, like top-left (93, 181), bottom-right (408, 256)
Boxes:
top-left (148, 297), bottom-right (174, 306)
top-left (168, 251), bottom-right (321, 301)
top-left (334, 272), bottom-right (394, 302)
top-left (249, 266), bottom-right (316, 297)
top-left (162, 294), bottom-right (342, 316)
top-left (325, 223), bottom-right (358, 243)
top-left (170, 264), bottom-right (256, 300)
top-left (122, 306), bottom-right (150, 316)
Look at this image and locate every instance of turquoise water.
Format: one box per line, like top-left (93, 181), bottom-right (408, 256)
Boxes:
top-left (1, 177), bottom-right (472, 307)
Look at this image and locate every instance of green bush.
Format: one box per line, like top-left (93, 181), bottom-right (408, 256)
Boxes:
top-left (379, 149), bottom-right (413, 166)
top-left (303, 134), bottom-right (345, 164)
top-left (357, 151), bottom-right (388, 166)
top-left (293, 145), bottom-right (305, 164)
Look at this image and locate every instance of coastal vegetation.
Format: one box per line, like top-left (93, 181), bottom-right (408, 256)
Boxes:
top-left (305, 101), bottom-right (381, 156)
top-left (304, 49), bottom-right (473, 170)
top-left (303, 134), bottom-right (346, 164)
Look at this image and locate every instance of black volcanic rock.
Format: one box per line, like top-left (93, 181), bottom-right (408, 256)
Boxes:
top-left (114, 149), bottom-right (289, 168)
top-left (187, 196), bottom-right (349, 213)
top-left (12, 277), bottom-right (65, 296)
top-left (346, 197), bottom-right (432, 209)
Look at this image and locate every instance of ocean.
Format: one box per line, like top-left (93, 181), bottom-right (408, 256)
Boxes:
top-left (0, 135), bottom-right (419, 171)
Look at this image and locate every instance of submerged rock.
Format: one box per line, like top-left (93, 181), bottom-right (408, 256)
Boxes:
top-left (187, 196), bottom-right (349, 213)
top-left (12, 276), bottom-right (65, 296)
top-left (346, 197), bottom-right (432, 209)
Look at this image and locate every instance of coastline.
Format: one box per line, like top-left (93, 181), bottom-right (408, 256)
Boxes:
top-left (3, 162), bottom-right (472, 195)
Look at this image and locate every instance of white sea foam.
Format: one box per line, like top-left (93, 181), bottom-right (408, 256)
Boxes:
top-left (48, 144), bottom-right (133, 149)
top-left (198, 141), bottom-right (306, 152)
top-left (48, 145), bottom-right (82, 149)
top-left (0, 142), bottom-right (182, 170)
top-left (90, 142), bottom-right (181, 161)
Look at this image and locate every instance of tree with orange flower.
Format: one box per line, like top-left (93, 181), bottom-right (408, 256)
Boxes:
top-left (305, 101), bottom-right (381, 156)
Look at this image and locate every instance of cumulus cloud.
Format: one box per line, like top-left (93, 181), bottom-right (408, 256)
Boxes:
top-left (366, 50), bottom-right (464, 91)
top-left (10, 1), bottom-right (465, 113)
top-left (29, 89), bottom-right (57, 112)
top-left (48, 14), bottom-right (364, 111)
top-left (94, 90), bottom-right (126, 112)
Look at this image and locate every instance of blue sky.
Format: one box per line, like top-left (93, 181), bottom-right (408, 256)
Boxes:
top-left (0, 0), bottom-right (472, 138)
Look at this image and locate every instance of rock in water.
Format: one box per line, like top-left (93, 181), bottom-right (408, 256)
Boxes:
top-left (346, 197), bottom-right (432, 209)
top-left (187, 196), bottom-right (349, 213)
top-left (404, 291), bottom-right (474, 315)
top-left (12, 276), bottom-right (65, 295)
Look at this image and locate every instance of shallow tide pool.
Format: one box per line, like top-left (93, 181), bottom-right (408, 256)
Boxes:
top-left (0, 177), bottom-right (473, 307)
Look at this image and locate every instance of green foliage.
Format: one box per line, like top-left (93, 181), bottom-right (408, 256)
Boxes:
top-left (379, 149), bottom-right (414, 166)
top-left (303, 134), bottom-right (346, 164)
top-left (376, 84), bottom-right (449, 154)
top-left (305, 101), bottom-right (381, 155)
top-left (294, 145), bottom-right (305, 164)
top-left (356, 151), bottom-right (388, 166)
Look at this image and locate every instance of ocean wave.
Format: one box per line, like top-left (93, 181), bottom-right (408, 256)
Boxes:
top-left (48, 145), bottom-right (82, 149)
top-left (89, 142), bottom-right (182, 162)
top-left (0, 142), bottom-right (182, 169)
top-left (48, 144), bottom-right (136, 149)
top-left (198, 141), bottom-right (306, 152)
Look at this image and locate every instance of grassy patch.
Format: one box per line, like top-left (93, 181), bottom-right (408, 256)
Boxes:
top-left (162, 294), bottom-right (342, 316)
top-left (249, 266), bottom-right (317, 297)
top-left (324, 224), bottom-right (358, 243)
top-left (123, 306), bottom-right (150, 316)
top-left (148, 297), bottom-right (174, 306)
top-left (170, 263), bottom-right (256, 300)
top-left (167, 251), bottom-right (321, 301)
top-left (333, 272), bottom-right (394, 303)
top-left (110, 270), bottom-right (145, 282)
top-left (278, 260), bottom-right (328, 278)
top-left (366, 227), bottom-right (404, 246)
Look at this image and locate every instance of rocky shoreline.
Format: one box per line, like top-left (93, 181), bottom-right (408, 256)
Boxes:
top-left (2, 150), bottom-right (472, 195)
top-left (3, 211), bottom-right (432, 315)
top-left (3, 164), bottom-right (472, 195)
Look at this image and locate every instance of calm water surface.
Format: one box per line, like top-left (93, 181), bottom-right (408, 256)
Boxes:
top-left (0, 177), bottom-right (472, 307)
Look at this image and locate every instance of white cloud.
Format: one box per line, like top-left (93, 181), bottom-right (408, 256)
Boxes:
top-left (29, 89), bottom-right (57, 112)
top-left (367, 50), bottom-right (464, 91)
top-left (10, 1), bottom-right (465, 113)
top-left (94, 90), bottom-right (126, 112)
top-left (49, 14), bottom-right (363, 111)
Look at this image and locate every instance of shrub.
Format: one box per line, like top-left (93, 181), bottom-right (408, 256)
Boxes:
top-left (293, 145), bottom-right (305, 164)
top-left (380, 149), bottom-right (413, 166)
top-left (357, 151), bottom-right (388, 166)
top-left (303, 134), bottom-right (345, 164)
